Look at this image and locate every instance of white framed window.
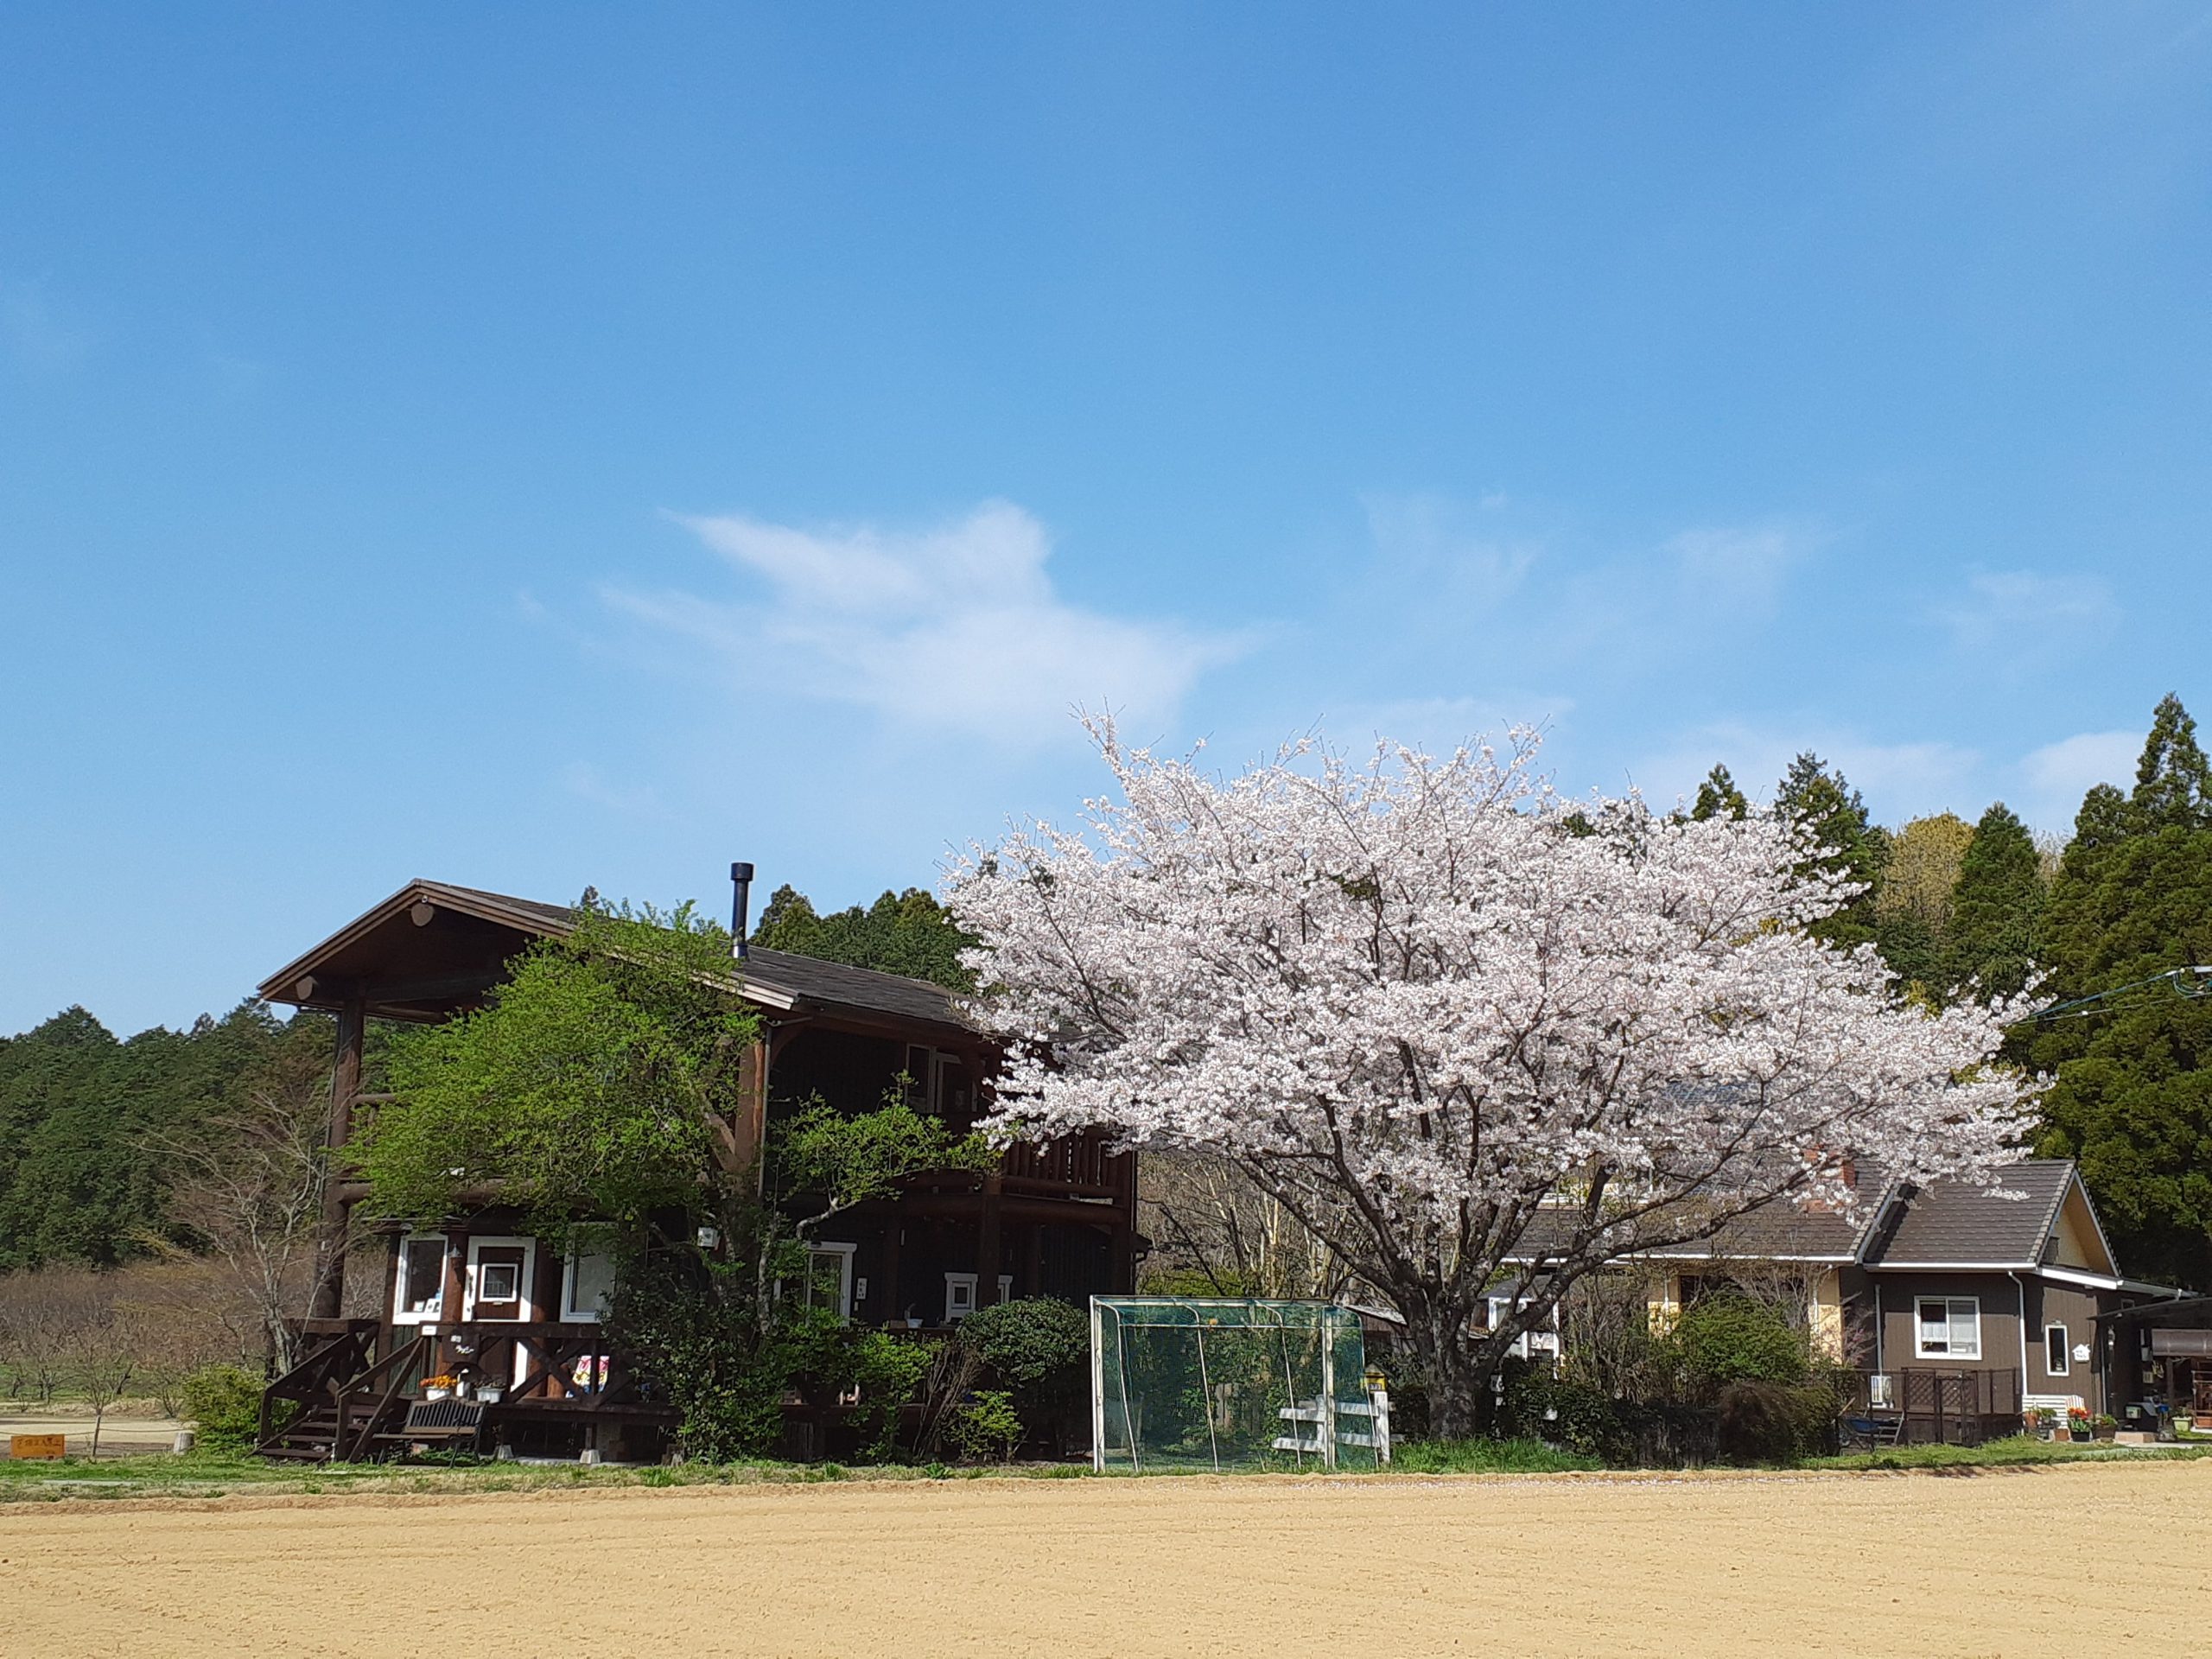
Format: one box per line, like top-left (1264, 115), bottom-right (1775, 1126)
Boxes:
top-left (1915, 1297), bottom-right (1980, 1360)
top-left (2045, 1324), bottom-right (2070, 1377)
top-left (393, 1233), bottom-right (448, 1325)
top-left (561, 1248), bottom-right (618, 1324)
top-left (944, 1272), bottom-right (978, 1323)
top-left (804, 1243), bottom-right (858, 1321)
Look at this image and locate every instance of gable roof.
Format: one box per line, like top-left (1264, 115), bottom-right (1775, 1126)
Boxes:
top-left (1864, 1160), bottom-right (2079, 1270)
top-left (257, 879), bottom-right (976, 1039)
top-left (1500, 1160), bottom-right (2128, 1279)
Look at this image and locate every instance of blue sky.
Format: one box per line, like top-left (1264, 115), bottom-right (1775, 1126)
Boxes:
top-left (4, 3), bottom-right (2210, 1035)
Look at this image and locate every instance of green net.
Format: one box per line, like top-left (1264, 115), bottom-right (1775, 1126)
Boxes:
top-left (1090, 1298), bottom-right (1387, 1472)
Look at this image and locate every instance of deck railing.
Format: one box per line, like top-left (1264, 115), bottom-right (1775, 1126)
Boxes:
top-left (999, 1128), bottom-right (1128, 1195)
top-left (1847, 1367), bottom-right (2023, 1446)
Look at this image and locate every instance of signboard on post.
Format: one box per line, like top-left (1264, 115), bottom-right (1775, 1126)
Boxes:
top-left (10, 1433), bottom-right (67, 1460)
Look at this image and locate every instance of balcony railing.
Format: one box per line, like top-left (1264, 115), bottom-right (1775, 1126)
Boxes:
top-left (999, 1128), bottom-right (1127, 1196)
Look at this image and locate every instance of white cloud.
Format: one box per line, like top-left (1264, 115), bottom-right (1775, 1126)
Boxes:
top-left (1936, 570), bottom-right (2120, 662)
top-left (1361, 492), bottom-right (1536, 601)
top-left (1666, 524), bottom-right (1809, 617)
top-left (2017, 728), bottom-right (2139, 829)
top-left (608, 500), bottom-right (1246, 747)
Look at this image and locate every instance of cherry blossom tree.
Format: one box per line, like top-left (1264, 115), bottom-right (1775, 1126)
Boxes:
top-left (947, 721), bottom-right (2036, 1436)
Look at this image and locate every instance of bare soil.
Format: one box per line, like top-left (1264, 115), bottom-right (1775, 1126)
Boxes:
top-left (0, 1402), bottom-right (183, 1458)
top-left (4, 1461), bottom-right (2205, 1657)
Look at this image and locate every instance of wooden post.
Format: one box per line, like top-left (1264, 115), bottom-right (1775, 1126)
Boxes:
top-left (730, 1038), bottom-right (771, 1194)
top-left (307, 992), bottom-right (367, 1320)
top-left (881, 1218), bottom-right (904, 1325)
top-left (978, 1173), bottom-right (1003, 1307)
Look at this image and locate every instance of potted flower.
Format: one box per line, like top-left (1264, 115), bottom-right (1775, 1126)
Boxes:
top-left (422, 1373), bottom-right (457, 1402)
top-left (2093, 1414), bottom-right (2119, 1441)
top-left (2031, 1408), bottom-right (2059, 1441)
top-left (2068, 1407), bottom-right (2092, 1443)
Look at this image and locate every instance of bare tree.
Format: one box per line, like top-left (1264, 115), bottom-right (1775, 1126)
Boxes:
top-left (144, 1052), bottom-right (334, 1375)
top-left (0, 1268), bottom-right (100, 1405)
top-left (61, 1282), bottom-right (142, 1460)
top-left (1141, 1151), bottom-right (1353, 1300)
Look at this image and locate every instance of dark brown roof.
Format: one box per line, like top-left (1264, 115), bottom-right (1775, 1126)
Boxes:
top-left (1506, 1192), bottom-right (1867, 1263)
top-left (1501, 1160), bottom-right (2099, 1272)
top-left (258, 879), bottom-right (975, 1037)
top-left (1866, 1160), bottom-right (2075, 1268)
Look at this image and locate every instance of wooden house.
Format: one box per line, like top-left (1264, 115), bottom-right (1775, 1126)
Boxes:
top-left (253, 879), bottom-right (1137, 1462)
top-left (1510, 1160), bottom-right (2181, 1445)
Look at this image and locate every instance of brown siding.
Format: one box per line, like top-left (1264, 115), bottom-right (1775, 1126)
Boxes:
top-left (1872, 1273), bottom-right (2024, 1377)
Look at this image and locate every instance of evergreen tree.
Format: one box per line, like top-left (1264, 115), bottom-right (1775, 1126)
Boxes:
top-left (0, 1001), bottom-right (322, 1269)
top-left (2028, 695), bottom-right (2212, 1288)
top-left (1942, 803), bottom-right (2043, 1002)
top-left (1689, 764), bottom-right (1749, 822)
top-left (1773, 753), bottom-right (1891, 950)
top-left (750, 884), bottom-right (977, 991)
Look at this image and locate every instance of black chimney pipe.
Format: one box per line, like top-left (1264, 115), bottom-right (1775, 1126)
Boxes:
top-left (729, 861), bottom-right (754, 960)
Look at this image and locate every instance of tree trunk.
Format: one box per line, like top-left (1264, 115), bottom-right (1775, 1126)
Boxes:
top-left (1403, 1296), bottom-right (1489, 1440)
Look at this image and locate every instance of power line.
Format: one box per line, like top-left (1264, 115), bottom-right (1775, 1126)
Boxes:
top-left (2016, 965), bottom-right (2212, 1025)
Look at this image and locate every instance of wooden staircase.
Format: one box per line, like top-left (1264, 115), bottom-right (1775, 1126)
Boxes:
top-left (257, 1326), bottom-right (430, 1463)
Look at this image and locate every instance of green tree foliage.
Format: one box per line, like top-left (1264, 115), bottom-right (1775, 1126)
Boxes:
top-left (1773, 753), bottom-right (1891, 950)
top-left (751, 885), bottom-right (977, 991)
top-left (1942, 803), bottom-right (2044, 1002)
top-left (0, 1002), bottom-right (332, 1270)
top-left (364, 901), bottom-right (758, 1230)
top-left (1874, 812), bottom-right (1977, 994)
top-left (1688, 764), bottom-right (1750, 822)
top-left (2028, 695), bottom-right (2212, 1288)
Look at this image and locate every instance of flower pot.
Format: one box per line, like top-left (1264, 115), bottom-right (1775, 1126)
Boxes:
top-left (425, 1387), bottom-right (451, 1402)
top-left (2069, 1429), bottom-right (2090, 1442)
top-left (477, 1388), bottom-right (503, 1405)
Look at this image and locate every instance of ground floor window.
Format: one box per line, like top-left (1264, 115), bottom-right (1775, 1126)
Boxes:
top-left (393, 1233), bottom-right (446, 1323)
top-left (2045, 1323), bottom-right (2070, 1376)
top-left (804, 1243), bottom-right (857, 1320)
top-left (1916, 1296), bottom-right (1980, 1360)
top-left (563, 1247), bottom-right (617, 1323)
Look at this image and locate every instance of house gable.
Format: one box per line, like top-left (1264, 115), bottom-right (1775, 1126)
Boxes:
top-left (2043, 1174), bottom-right (2119, 1278)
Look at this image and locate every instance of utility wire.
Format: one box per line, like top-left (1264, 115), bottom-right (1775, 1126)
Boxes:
top-left (2012, 965), bottom-right (2212, 1026)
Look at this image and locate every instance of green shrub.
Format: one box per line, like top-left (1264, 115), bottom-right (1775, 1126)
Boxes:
top-left (1675, 1295), bottom-right (1810, 1386)
top-left (949, 1389), bottom-right (1023, 1463)
top-left (180, 1363), bottom-right (265, 1454)
top-left (1713, 1379), bottom-right (1834, 1463)
top-left (957, 1298), bottom-right (1089, 1391)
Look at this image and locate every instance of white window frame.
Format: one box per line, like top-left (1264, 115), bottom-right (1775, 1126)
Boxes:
top-left (560, 1246), bottom-right (618, 1325)
top-left (1915, 1296), bottom-right (1981, 1360)
top-left (804, 1242), bottom-right (858, 1322)
top-left (462, 1236), bottom-right (537, 1323)
top-left (944, 1272), bottom-right (979, 1324)
top-left (2045, 1323), bottom-right (2070, 1377)
top-left (392, 1232), bottom-right (448, 1325)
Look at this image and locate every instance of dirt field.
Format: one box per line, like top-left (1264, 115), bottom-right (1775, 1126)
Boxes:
top-left (1, 1403), bottom-right (183, 1458)
top-left (6, 1461), bottom-right (2207, 1657)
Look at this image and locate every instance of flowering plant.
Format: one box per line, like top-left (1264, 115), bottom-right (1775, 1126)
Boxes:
top-left (948, 719), bottom-right (2037, 1435)
top-left (420, 1374), bottom-right (458, 1390)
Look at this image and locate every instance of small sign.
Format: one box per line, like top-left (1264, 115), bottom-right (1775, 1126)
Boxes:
top-left (10, 1433), bottom-right (67, 1460)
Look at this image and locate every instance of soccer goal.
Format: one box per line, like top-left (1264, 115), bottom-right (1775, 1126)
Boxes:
top-left (1090, 1297), bottom-right (1389, 1473)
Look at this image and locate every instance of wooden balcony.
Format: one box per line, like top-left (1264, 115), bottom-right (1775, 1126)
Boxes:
top-left (999, 1128), bottom-right (1130, 1198)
